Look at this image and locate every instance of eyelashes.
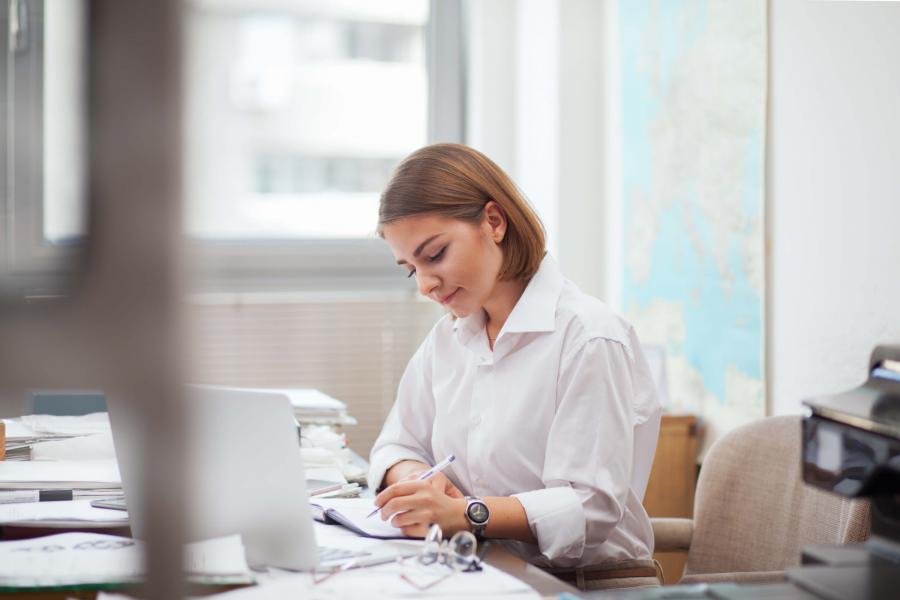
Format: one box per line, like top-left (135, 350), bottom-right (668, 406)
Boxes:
top-left (406, 246), bottom-right (447, 278)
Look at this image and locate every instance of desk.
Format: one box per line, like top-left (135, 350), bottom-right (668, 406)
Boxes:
top-left (0, 526), bottom-right (576, 600)
top-left (0, 446), bottom-right (575, 598)
top-left (484, 545), bottom-right (578, 598)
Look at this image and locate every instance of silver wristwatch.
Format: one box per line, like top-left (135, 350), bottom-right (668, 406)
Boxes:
top-left (464, 496), bottom-right (490, 539)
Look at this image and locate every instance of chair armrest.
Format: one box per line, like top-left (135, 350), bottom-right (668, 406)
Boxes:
top-left (651, 517), bottom-right (694, 552)
top-left (680, 571), bottom-right (787, 584)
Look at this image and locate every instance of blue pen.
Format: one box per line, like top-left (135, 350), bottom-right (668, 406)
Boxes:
top-left (366, 453), bottom-right (456, 518)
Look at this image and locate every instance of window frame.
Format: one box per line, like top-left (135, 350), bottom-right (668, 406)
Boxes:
top-left (4, 0), bottom-right (466, 296)
top-left (4, 1), bottom-right (64, 296)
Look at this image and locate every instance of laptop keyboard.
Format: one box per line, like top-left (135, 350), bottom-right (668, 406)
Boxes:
top-left (318, 546), bottom-right (371, 564)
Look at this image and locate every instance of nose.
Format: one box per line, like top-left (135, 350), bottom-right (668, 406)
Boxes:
top-left (416, 269), bottom-right (440, 298)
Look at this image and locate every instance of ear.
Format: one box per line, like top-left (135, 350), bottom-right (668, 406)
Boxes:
top-left (482, 201), bottom-right (507, 243)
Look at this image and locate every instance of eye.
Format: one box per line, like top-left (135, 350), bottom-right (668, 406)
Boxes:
top-left (428, 246), bottom-right (447, 262)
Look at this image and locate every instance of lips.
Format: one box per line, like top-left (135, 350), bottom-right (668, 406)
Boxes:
top-left (440, 289), bottom-right (460, 304)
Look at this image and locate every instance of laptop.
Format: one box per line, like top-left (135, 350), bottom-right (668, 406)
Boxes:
top-left (107, 385), bottom-right (403, 571)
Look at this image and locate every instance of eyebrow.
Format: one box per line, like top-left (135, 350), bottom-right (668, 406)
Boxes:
top-left (396, 234), bottom-right (442, 265)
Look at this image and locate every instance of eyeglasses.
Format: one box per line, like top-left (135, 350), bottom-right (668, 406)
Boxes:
top-left (419, 523), bottom-right (480, 571)
top-left (399, 523), bottom-right (485, 591)
top-left (312, 524), bottom-right (486, 590)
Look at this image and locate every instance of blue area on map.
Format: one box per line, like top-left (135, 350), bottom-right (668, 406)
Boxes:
top-left (620, 0), bottom-right (762, 404)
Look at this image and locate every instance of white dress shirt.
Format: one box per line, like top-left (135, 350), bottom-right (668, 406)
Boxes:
top-left (368, 255), bottom-right (661, 568)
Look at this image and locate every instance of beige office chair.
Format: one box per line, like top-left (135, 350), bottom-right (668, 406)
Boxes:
top-left (652, 415), bottom-right (870, 584)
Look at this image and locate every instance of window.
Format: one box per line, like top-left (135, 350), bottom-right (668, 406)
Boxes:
top-left (185, 2), bottom-right (429, 241)
top-left (3, 0), bottom-right (465, 295)
top-left (186, 0), bottom-right (463, 291)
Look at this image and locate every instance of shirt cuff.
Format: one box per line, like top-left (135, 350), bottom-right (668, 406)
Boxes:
top-left (367, 446), bottom-right (433, 491)
top-left (513, 486), bottom-right (586, 560)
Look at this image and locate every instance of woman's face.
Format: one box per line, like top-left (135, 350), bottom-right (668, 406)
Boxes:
top-left (381, 206), bottom-right (506, 317)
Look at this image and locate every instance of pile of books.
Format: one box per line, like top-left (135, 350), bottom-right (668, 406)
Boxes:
top-left (2, 413), bottom-right (116, 463)
top-left (0, 414), bottom-right (124, 509)
top-left (277, 388), bottom-right (358, 427)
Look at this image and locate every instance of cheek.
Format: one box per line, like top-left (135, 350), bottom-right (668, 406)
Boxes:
top-left (477, 245), bottom-right (503, 284)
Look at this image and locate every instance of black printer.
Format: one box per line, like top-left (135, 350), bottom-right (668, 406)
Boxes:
top-left (793, 344), bottom-right (900, 599)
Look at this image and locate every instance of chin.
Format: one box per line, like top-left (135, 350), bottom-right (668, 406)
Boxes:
top-left (449, 305), bottom-right (473, 318)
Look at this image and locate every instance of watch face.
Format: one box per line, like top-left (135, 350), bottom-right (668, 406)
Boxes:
top-left (467, 501), bottom-right (489, 524)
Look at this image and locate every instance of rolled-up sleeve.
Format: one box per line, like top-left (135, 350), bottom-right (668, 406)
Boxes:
top-left (515, 337), bottom-right (637, 561)
top-left (367, 336), bottom-right (437, 490)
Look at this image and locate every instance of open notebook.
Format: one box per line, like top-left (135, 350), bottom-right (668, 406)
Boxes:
top-left (309, 498), bottom-right (423, 540)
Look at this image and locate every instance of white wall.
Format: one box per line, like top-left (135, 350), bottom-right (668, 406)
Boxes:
top-left (768, 0), bottom-right (900, 415)
top-left (468, 0), bottom-right (900, 421)
top-left (466, 0), bottom-right (608, 299)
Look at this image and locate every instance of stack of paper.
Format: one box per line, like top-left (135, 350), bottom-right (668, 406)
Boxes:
top-left (0, 532), bottom-right (253, 589)
top-left (2, 418), bottom-right (66, 461)
top-left (0, 414), bottom-right (123, 504)
top-left (247, 388), bottom-right (358, 427)
top-left (2, 413), bottom-right (113, 461)
top-left (20, 412), bottom-right (112, 436)
top-left (300, 428), bottom-right (366, 485)
top-left (0, 499), bottom-right (129, 528)
top-left (0, 459), bottom-right (123, 513)
top-left (0, 460), bottom-right (120, 491)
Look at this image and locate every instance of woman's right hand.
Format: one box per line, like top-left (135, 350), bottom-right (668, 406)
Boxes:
top-left (384, 460), bottom-right (464, 498)
top-left (400, 470), bottom-right (464, 498)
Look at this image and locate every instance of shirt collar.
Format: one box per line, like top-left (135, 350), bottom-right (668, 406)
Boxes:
top-left (452, 254), bottom-right (563, 343)
top-left (500, 254), bottom-right (563, 334)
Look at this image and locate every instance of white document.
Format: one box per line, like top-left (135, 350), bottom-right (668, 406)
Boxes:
top-left (95, 524), bottom-right (538, 599)
top-left (276, 388), bottom-right (346, 411)
top-left (311, 497), bottom-right (408, 539)
top-left (31, 432), bottom-right (117, 461)
top-left (232, 387), bottom-right (346, 411)
top-left (20, 412), bottom-right (112, 436)
top-left (0, 532), bottom-right (252, 587)
top-left (98, 563), bottom-right (540, 600)
top-left (0, 499), bottom-right (129, 525)
top-left (1, 419), bottom-right (37, 441)
top-left (0, 459), bottom-right (121, 489)
top-left (114, 560), bottom-right (538, 599)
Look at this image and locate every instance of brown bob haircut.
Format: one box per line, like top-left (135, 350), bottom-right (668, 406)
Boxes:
top-left (378, 143), bottom-right (546, 282)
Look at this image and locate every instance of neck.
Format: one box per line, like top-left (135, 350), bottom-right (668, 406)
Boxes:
top-left (483, 277), bottom-right (528, 339)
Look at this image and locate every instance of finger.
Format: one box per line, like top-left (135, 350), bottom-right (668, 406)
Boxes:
top-left (375, 480), bottom-right (426, 508)
top-left (380, 494), bottom-right (427, 522)
top-left (390, 508), bottom-right (434, 530)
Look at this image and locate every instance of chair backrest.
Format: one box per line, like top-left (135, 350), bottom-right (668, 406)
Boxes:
top-left (685, 415), bottom-right (870, 575)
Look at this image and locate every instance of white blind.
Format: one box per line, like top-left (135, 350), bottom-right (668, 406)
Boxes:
top-left (188, 293), bottom-right (442, 458)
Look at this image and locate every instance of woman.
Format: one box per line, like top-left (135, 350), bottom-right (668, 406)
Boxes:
top-left (368, 143), bottom-right (661, 590)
